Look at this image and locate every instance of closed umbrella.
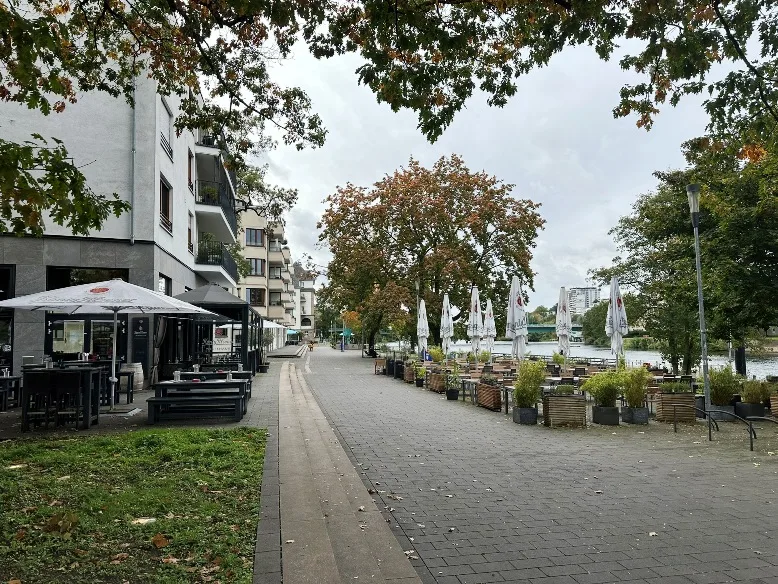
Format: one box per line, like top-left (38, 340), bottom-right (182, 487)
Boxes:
top-left (605, 276), bottom-right (628, 358)
top-left (482, 298), bottom-right (497, 361)
top-left (466, 286), bottom-right (483, 361)
top-left (417, 299), bottom-right (430, 358)
top-left (505, 275), bottom-right (528, 361)
top-left (440, 294), bottom-right (453, 359)
top-left (555, 287), bottom-right (572, 360)
top-left (0, 279), bottom-right (213, 408)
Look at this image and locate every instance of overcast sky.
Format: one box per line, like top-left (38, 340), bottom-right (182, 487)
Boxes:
top-left (264, 43), bottom-right (709, 310)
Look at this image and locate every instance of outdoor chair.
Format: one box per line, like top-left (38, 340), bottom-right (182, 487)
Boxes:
top-left (115, 371), bottom-right (135, 404)
top-left (21, 371), bottom-right (56, 431)
top-left (54, 371), bottom-right (83, 426)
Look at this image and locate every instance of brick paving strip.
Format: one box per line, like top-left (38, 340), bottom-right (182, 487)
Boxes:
top-left (274, 360), bottom-right (423, 584)
top-left (301, 348), bottom-right (778, 584)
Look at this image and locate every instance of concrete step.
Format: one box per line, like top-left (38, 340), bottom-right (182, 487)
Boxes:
top-left (279, 362), bottom-right (421, 584)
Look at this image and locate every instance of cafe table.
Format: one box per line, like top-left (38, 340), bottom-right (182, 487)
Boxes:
top-left (152, 379), bottom-right (250, 416)
top-left (177, 372), bottom-right (252, 398)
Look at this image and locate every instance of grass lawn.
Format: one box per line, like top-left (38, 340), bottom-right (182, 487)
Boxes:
top-left (0, 427), bottom-right (266, 583)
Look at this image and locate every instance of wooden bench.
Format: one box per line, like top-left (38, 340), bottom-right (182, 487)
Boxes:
top-left (147, 395), bottom-right (243, 424)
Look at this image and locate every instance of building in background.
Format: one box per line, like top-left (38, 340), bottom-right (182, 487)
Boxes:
top-left (0, 75), bottom-right (238, 374)
top-left (567, 287), bottom-right (601, 316)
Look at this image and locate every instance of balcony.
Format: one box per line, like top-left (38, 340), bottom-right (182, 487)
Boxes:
top-left (195, 239), bottom-right (238, 287)
top-left (195, 180), bottom-right (237, 242)
top-left (267, 303), bottom-right (286, 319)
top-left (268, 277), bottom-right (284, 291)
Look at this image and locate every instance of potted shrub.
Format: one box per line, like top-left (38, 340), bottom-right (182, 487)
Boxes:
top-left (446, 364), bottom-right (461, 401)
top-left (770, 383), bottom-right (778, 413)
top-left (551, 352), bottom-right (565, 366)
top-left (582, 370), bottom-right (622, 426)
top-left (513, 360), bottom-right (545, 425)
top-left (543, 383), bottom-right (586, 427)
top-left (621, 367), bottom-right (651, 424)
top-left (428, 346), bottom-right (445, 363)
top-left (656, 382), bottom-right (695, 423)
top-left (708, 367), bottom-right (742, 421)
top-left (478, 350), bottom-right (490, 364)
top-left (477, 372), bottom-right (502, 411)
top-left (736, 380), bottom-right (770, 419)
top-left (415, 364), bottom-right (426, 388)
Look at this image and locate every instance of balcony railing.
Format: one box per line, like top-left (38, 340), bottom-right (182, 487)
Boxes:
top-left (195, 179), bottom-right (237, 237)
top-left (196, 239), bottom-right (238, 283)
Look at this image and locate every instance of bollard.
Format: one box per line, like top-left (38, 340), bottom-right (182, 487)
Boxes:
top-left (673, 405), bottom-right (677, 433)
top-left (708, 413), bottom-right (713, 442)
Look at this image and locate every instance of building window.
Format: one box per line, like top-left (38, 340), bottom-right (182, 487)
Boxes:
top-left (245, 228), bottom-right (265, 247)
top-left (188, 149), bottom-right (194, 191)
top-left (187, 213), bottom-right (194, 253)
top-left (249, 259), bottom-right (264, 276)
top-left (301, 317), bottom-right (312, 327)
top-left (159, 176), bottom-right (172, 233)
top-left (269, 292), bottom-right (282, 306)
top-left (159, 98), bottom-right (173, 158)
top-left (248, 288), bottom-right (266, 306)
top-left (269, 266), bottom-right (281, 279)
top-left (47, 267), bottom-right (129, 291)
top-left (158, 273), bottom-right (172, 296)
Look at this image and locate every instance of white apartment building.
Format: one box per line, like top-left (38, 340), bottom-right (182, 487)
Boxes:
top-left (235, 215), bottom-right (317, 345)
top-left (567, 287), bottom-right (601, 315)
top-left (0, 75), bottom-right (239, 373)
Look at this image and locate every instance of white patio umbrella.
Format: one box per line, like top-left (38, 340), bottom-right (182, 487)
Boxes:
top-left (417, 299), bottom-right (430, 358)
top-left (555, 287), bottom-right (572, 360)
top-left (0, 279), bottom-right (213, 408)
top-left (440, 294), bottom-right (453, 359)
top-left (466, 286), bottom-right (483, 361)
top-left (605, 276), bottom-right (629, 358)
top-left (482, 298), bottom-right (497, 361)
top-left (505, 275), bottom-right (528, 361)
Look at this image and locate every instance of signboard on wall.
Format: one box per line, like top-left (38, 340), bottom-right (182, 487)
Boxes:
top-left (131, 317), bottom-right (149, 375)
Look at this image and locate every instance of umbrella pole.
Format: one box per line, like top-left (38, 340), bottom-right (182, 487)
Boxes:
top-left (110, 311), bottom-right (118, 410)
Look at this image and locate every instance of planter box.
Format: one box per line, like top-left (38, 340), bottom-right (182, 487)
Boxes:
top-left (735, 402), bottom-right (765, 419)
top-left (429, 373), bottom-right (446, 393)
top-left (513, 407), bottom-right (538, 425)
top-left (772, 394), bottom-right (778, 414)
top-left (542, 395), bottom-right (586, 428)
top-left (709, 404), bottom-right (735, 421)
top-left (446, 388), bottom-right (460, 401)
top-left (592, 406), bottom-right (620, 425)
top-left (622, 406), bottom-right (649, 425)
top-left (656, 392), bottom-right (695, 423)
top-left (404, 366), bottom-right (415, 383)
top-left (477, 384), bottom-right (501, 411)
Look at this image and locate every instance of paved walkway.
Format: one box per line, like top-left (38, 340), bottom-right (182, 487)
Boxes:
top-left (302, 348), bottom-right (778, 584)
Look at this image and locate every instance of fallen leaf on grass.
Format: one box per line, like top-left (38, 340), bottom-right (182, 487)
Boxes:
top-left (131, 517), bottom-right (156, 525)
top-left (56, 476), bottom-right (71, 482)
top-left (161, 556), bottom-right (179, 564)
top-left (14, 530), bottom-right (25, 541)
top-left (110, 553), bottom-right (129, 564)
top-left (5, 464), bottom-right (27, 470)
top-left (151, 533), bottom-right (170, 549)
top-left (9, 579), bottom-right (22, 584)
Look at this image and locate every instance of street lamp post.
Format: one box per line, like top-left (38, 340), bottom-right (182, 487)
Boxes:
top-left (687, 183), bottom-right (711, 411)
top-left (415, 278), bottom-right (420, 358)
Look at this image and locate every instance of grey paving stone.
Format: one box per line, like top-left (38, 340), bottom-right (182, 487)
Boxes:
top-left (301, 349), bottom-right (778, 584)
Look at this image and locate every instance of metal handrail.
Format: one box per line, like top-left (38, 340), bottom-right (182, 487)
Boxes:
top-left (673, 404), bottom-right (758, 450)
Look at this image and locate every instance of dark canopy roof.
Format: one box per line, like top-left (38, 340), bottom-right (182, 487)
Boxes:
top-left (174, 283), bottom-right (247, 305)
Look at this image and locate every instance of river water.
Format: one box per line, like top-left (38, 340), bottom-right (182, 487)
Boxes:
top-left (392, 340), bottom-right (778, 380)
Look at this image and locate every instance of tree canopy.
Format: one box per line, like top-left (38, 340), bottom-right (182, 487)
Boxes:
top-left (4, 0), bottom-right (778, 234)
top-left (317, 155), bottom-right (544, 347)
top-left (593, 146), bottom-right (778, 373)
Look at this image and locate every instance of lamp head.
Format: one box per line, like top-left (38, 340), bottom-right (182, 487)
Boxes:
top-left (686, 184), bottom-right (700, 215)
